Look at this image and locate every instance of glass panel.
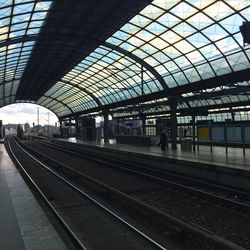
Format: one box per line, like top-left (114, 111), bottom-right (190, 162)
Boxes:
top-left (227, 52), bottom-right (249, 71)
top-left (196, 63), bottom-right (216, 79)
top-left (241, 6), bottom-right (250, 20)
top-left (204, 1), bottom-right (234, 21)
top-left (183, 68), bottom-right (201, 82)
top-left (173, 71), bottom-right (188, 86)
top-left (160, 30), bottom-right (181, 45)
top-left (152, 0), bottom-right (179, 10)
top-left (187, 0), bottom-right (215, 9)
top-left (129, 14), bottom-right (152, 28)
top-left (170, 1), bottom-right (197, 19)
top-left (185, 50), bottom-right (204, 64)
top-left (187, 32), bottom-right (210, 48)
top-left (121, 23), bottom-right (141, 35)
top-left (210, 58), bottom-right (232, 75)
top-left (13, 3), bottom-right (33, 15)
top-left (140, 4), bottom-right (165, 19)
top-left (136, 29), bottom-right (155, 41)
top-left (157, 12), bottom-right (180, 28)
top-left (186, 11), bottom-right (212, 29)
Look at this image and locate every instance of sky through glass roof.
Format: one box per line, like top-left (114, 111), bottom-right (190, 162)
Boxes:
top-left (0, 0), bottom-right (248, 119)
top-left (0, 0), bottom-right (52, 107)
top-left (38, 0), bottom-right (250, 118)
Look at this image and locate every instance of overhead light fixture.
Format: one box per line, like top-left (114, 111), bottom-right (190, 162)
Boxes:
top-left (239, 21), bottom-right (250, 46)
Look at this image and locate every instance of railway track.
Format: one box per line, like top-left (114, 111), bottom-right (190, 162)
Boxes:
top-left (7, 137), bottom-right (170, 250)
top-left (40, 138), bottom-right (250, 213)
top-left (9, 136), bottom-right (247, 250)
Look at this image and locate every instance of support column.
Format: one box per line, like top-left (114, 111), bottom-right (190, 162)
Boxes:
top-left (116, 119), bottom-right (120, 136)
top-left (169, 96), bottom-right (178, 149)
top-left (141, 65), bottom-right (144, 95)
top-left (139, 112), bottom-right (146, 135)
top-left (75, 116), bottom-right (79, 138)
top-left (231, 109), bottom-right (235, 122)
top-left (59, 119), bottom-right (63, 136)
top-left (140, 65), bottom-right (146, 136)
top-left (142, 116), bottom-right (146, 135)
top-left (103, 110), bottom-right (109, 143)
top-left (69, 117), bottom-right (72, 136)
top-left (192, 114), bottom-right (196, 152)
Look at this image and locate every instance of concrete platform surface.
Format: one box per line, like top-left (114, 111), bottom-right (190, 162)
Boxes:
top-left (0, 144), bottom-right (67, 250)
top-left (59, 137), bottom-right (250, 171)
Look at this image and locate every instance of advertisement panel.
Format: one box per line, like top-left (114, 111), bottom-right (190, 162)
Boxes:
top-left (198, 127), bottom-right (209, 140)
top-left (211, 127), bottom-right (224, 141)
top-left (227, 126), bottom-right (241, 142)
top-left (245, 127), bottom-right (250, 142)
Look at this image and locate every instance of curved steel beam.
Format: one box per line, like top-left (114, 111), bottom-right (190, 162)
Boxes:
top-left (0, 35), bottom-right (190, 111)
top-left (0, 36), bottom-right (169, 92)
top-left (103, 41), bottom-right (168, 91)
top-left (39, 95), bottom-right (74, 114)
top-left (0, 78), bottom-right (20, 86)
top-left (0, 33), bottom-right (101, 108)
top-left (102, 43), bottom-right (193, 109)
top-left (59, 79), bottom-right (102, 107)
top-left (0, 35), bottom-right (35, 48)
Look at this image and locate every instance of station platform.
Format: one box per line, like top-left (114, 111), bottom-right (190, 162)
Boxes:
top-left (0, 144), bottom-right (67, 250)
top-left (58, 137), bottom-right (250, 171)
top-left (56, 137), bottom-right (250, 191)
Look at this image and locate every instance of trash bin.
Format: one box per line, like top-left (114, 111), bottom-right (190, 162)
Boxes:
top-left (181, 138), bottom-right (192, 150)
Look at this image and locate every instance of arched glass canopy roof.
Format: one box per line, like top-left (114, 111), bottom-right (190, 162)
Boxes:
top-left (0, 0), bottom-right (250, 120)
top-left (0, 0), bottom-right (52, 107)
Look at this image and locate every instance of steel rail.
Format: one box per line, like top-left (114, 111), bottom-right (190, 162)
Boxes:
top-left (11, 137), bottom-right (168, 250)
top-left (7, 138), bottom-right (87, 250)
top-left (39, 139), bottom-right (250, 212)
top-left (20, 138), bottom-right (246, 250)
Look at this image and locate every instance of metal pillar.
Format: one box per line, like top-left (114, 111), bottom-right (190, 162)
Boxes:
top-left (59, 119), bottom-right (63, 136)
top-left (69, 117), bottom-right (72, 136)
top-left (140, 65), bottom-right (146, 135)
top-left (169, 96), bottom-right (177, 149)
top-left (47, 112), bottom-right (50, 134)
top-left (75, 116), bottom-right (79, 138)
top-left (192, 114), bottom-right (196, 151)
top-left (142, 116), bottom-right (146, 135)
top-left (242, 124), bottom-right (246, 156)
top-left (209, 124), bottom-right (213, 153)
top-left (103, 110), bottom-right (109, 143)
top-left (141, 65), bottom-right (144, 95)
top-left (116, 119), bottom-right (120, 136)
top-left (230, 108), bottom-right (235, 122)
top-left (139, 112), bottom-right (146, 135)
top-left (224, 124), bottom-right (228, 154)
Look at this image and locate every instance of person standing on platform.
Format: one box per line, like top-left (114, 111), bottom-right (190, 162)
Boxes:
top-left (184, 128), bottom-right (187, 137)
top-left (158, 131), bottom-right (168, 151)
